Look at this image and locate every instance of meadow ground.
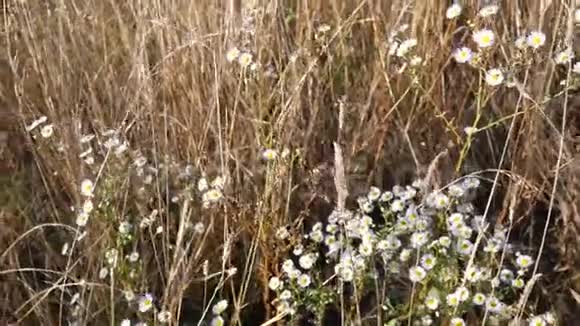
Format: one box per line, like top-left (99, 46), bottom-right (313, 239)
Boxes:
top-left (1, 0), bottom-right (580, 325)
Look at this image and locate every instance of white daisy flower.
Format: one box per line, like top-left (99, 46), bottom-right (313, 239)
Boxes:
top-left (408, 266), bottom-right (427, 283)
top-left (210, 316), bottom-right (225, 326)
top-left (396, 39), bottom-right (418, 57)
top-left (202, 189), bottom-right (223, 203)
top-left (157, 311), bottom-right (171, 323)
top-left (98, 267), bottom-right (108, 279)
top-left (485, 68), bottom-right (504, 86)
top-left (526, 31), bottom-right (546, 49)
top-left (573, 62), bottom-right (580, 74)
top-left (297, 274), bottom-right (311, 288)
top-left (123, 289), bottom-right (135, 302)
top-left (76, 211), bottom-right (89, 227)
top-left (554, 48), bottom-right (574, 64)
top-left (262, 149), bottom-right (278, 161)
top-left (238, 52), bottom-right (253, 68)
top-left (280, 290), bottom-right (292, 300)
top-left (529, 316), bottom-right (547, 326)
top-left (516, 254), bottom-right (534, 269)
top-left (268, 276), bottom-right (282, 290)
top-left (367, 186), bottom-right (382, 201)
top-left (120, 319), bottom-right (131, 326)
top-left (450, 317), bottom-right (466, 326)
top-left (80, 179), bottom-right (94, 197)
top-left (473, 29), bottom-right (495, 48)
top-left (40, 124), bottom-right (54, 138)
top-left (425, 295), bottom-right (439, 310)
top-left (486, 296), bottom-right (504, 313)
top-left (456, 286), bottom-right (470, 301)
top-left (512, 278), bottom-right (525, 288)
top-left (299, 253), bottom-right (316, 270)
top-left (515, 36), bottom-right (527, 49)
top-left (212, 299), bottom-right (228, 315)
top-left (446, 292), bottom-right (460, 306)
top-left (473, 292), bottom-right (486, 305)
top-left (420, 254), bottom-right (437, 270)
top-left (128, 251), bottom-right (140, 263)
top-left (138, 293), bottom-right (154, 312)
top-left (446, 4), bottom-right (462, 19)
top-left (226, 47), bottom-right (241, 62)
top-left (478, 4), bottom-right (499, 17)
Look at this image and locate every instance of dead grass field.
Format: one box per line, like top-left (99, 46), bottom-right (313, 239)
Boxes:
top-left (1, 0), bottom-right (580, 325)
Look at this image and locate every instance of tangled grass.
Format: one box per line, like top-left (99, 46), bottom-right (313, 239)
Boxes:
top-left (1, 0), bottom-right (580, 325)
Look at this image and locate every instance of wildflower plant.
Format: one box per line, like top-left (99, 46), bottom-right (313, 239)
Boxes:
top-left (269, 178), bottom-right (539, 324)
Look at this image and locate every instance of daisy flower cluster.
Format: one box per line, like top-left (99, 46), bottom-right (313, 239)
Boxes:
top-left (268, 176), bottom-right (545, 324)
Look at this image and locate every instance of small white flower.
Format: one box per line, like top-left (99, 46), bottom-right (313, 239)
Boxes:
top-left (197, 178), bottom-right (209, 192)
top-left (450, 317), bottom-right (466, 326)
top-left (391, 199), bottom-right (405, 212)
top-left (478, 4), bottom-right (499, 17)
top-left (158, 311), bottom-right (171, 323)
top-left (500, 269), bottom-right (515, 283)
top-left (299, 253), bottom-right (316, 270)
top-left (118, 221), bottom-right (132, 235)
top-left (574, 62), bottom-right (580, 74)
top-left (409, 266), bottom-right (427, 283)
top-left (212, 299), bottom-right (228, 315)
top-left (456, 286), bottom-right (470, 302)
top-left (425, 296), bottom-right (439, 310)
top-left (268, 277), bottom-right (282, 290)
top-left (515, 36), bottom-right (527, 49)
top-left (124, 290), bottom-right (135, 301)
top-left (453, 47), bottom-right (473, 63)
top-left (410, 56), bottom-right (423, 66)
top-left (202, 189), bottom-right (223, 204)
top-left (194, 222), bottom-right (205, 234)
top-left (297, 274), bottom-right (311, 288)
top-left (554, 48), bottom-right (574, 64)
top-left (280, 289), bottom-right (292, 300)
top-left (262, 149), bottom-right (278, 161)
top-left (446, 4), bottom-right (462, 19)
top-left (80, 179), bottom-right (94, 197)
top-left (420, 254), bottom-right (437, 270)
top-left (473, 29), bottom-right (495, 48)
top-left (400, 249), bottom-right (412, 262)
top-left (128, 252), bottom-right (140, 263)
top-left (76, 211), bottom-right (89, 227)
top-left (105, 249), bottom-right (119, 266)
top-left (210, 316), bottom-right (225, 326)
top-left (276, 227), bottom-right (290, 240)
top-left (512, 278), bottom-right (525, 288)
top-left (529, 316), bottom-right (547, 326)
top-left (226, 47), bottom-right (241, 62)
top-left (120, 319), bottom-right (131, 326)
top-left (238, 52), bottom-right (253, 68)
top-left (98, 267), bottom-right (109, 279)
top-left (359, 242), bottom-right (373, 257)
top-left (473, 292), bottom-right (486, 305)
top-left (40, 124), bottom-right (54, 138)
top-left (457, 239), bottom-right (474, 255)
top-left (485, 68), bottom-right (504, 86)
top-left (486, 296), bottom-right (504, 313)
top-left (516, 254), bottom-right (534, 269)
top-left (367, 187), bottom-right (382, 201)
top-left (446, 292), bottom-right (460, 306)
top-left (526, 31), bottom-right (546, 49)
top-left (396, 38), bottom-right (418, 57)
top-left (410, 232), bottom-right (429, 248)
top-left (463, 126), bottom-right (478, 136)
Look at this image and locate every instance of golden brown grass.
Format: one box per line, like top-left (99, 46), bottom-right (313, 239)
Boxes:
top-left (1, 0), bottom-right (579, 325)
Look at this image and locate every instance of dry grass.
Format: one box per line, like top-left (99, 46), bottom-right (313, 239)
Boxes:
top-left (1, 0), bottom-right (579, 325)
